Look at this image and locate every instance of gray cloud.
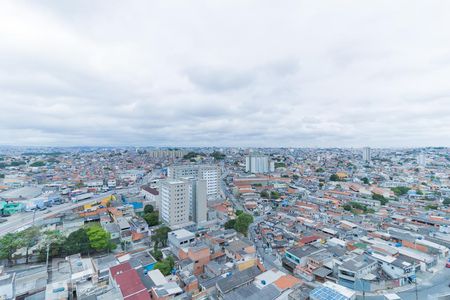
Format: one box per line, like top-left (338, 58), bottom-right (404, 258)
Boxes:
top-left (0, 0), bottom-right (449, 147)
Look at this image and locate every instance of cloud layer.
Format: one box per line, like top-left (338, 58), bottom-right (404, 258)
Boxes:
top-left (1, 0), bottom-right (449, 147)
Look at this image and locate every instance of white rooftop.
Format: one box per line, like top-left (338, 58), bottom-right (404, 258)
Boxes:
top-left (323, 281), bottom-right (356, 299)
top-left (170, 228), bottom-right (194, 240)
top-left (148, 269), bottom-right (167, 286)
top-left (254, 269), bottom-right (285, 289)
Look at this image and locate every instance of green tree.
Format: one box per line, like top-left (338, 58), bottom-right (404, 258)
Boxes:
top-left (235, 210), bottom-right (244, 216)
top-left (154, 256), bottom-right (175, 275)
top-left (224, 219), bottom-right (236, 230)
top-left (234, 213), bottom-right (254, 236)
top-left (144, 204), bottom-right (154, 214)
top-left (361, 177), bottom-right (369, 185)
top-left (152, 226), bottom-right (171, 248)
top-left (21, 226), bottom-right (40, 264)
top-left (151, 249), bottom-right (163, 261)
top-left (65, 228), bottom-right (91, 255)
top-left (39, 230), bottom-right (66, 261)
top-left (270, 191), bottom-right (280, 199)
top-left (391, 186), bottom-right (410, 196)
top-left (10, 161), bottom-right (26, 166)
top-left (425, 204), bottom-right (438, 210)
top-left (443, 198), bottom-right (450, 206)
top-left (260, 190), bottom-right (269, 198)
top-left (144, 211), bottom-right (159, 226)
top-left (372, 193), bottom-right (388, 205)
top-left (86, 225), bottom-right (115, 252)
top-left (30, 161), bottom-right (45, 167)
top-left (211, 151), bottom-right (226, 160)
top-left (0, 233), bottom-right (23, 265)
top-left (274, 162), bottom-right (286, 168)
top-left (329, 174), bottom-right (340, 181)
top-left (0, 173), bottom-right (4, 179)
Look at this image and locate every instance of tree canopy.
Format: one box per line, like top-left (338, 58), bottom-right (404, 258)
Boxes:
top-left (30, 161), bottom-right (45, 167)
top-left (86, 225), bottom-right (115, 252)
top-left (154, 256), bottom-right (175, 275)
top-left (65, 228), bottom-right (91, 255)
top-left (0, 233), bottom-right (23, 264)
top-left (211, 151), bottom-right (226, 160)
top-left (372, 193), bottom-right (389, 205)
top-left (144, 211), bottom-right (159, 226)
top-left (152, 226), bottom-right (171, 248)
top-left (144, 204), bottom-right (154, 214)
top-left (234, 213), bottom-right (254, 236)
top-left (224, 219), bottom-right (236, 230)
top-left (391, 186), bottom-right (410, 196)
top-left (329, 174), bottom-right (340, 181)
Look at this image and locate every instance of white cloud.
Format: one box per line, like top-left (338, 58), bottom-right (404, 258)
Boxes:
top-left (0, 0), bottom-right (449, 147)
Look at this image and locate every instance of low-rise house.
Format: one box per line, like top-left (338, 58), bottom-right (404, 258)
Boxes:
top-left (110, 262), bottom-right (151, 300)
top-left (147, 269), bottom-right (183, 300)
top-left (168, 229), bottom-right (196, 255)
top-left (67, 254), bottom-right (96, 284)
top-left (103, 222), bottom-right (120, 241)
top-left (283, 245), bottom-right (323, 273)
top-left (224, 238), bottom-right (256, 261)
top-left (0, 272), bottom-right (15, 300)
top-left (129, 217), bottom-right (149, 235)
top-left (45, 281), bottom-right (68, 300)
top-left (369, 252), bottom-right (414, 286)
top-left (310, 281), bottom-right (356, 300)
top-left (337, 255), bottom-right (378, 290)
top-left (216, 266), bottom-right (262, 299)
top-left (178, 244), bottom-right (210, 275)
top-left (93, 255), bottom-right (118, 283)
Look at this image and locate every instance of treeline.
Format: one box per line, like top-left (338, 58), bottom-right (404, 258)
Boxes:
top-left (0, 224), bottom-right (115, 266)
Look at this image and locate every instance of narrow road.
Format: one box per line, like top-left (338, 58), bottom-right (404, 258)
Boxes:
top-left (0, 191), bottom-right (113, 236)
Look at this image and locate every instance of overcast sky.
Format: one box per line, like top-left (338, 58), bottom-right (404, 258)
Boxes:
top-left (0, 1), bottom-right (449, 147)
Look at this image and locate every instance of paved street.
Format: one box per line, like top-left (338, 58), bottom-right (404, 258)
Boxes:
top-left (398, 267), bottom-right (450, 300)
top-left (0, 191), bottom-right (114, 237)
top-left (0, 169), bottom-right (163, 237)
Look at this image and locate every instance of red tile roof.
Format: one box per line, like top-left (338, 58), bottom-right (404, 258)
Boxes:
top-left (114, 268), bottom-right (150, 300)
top-left (299, 235), bottom-right (320, 245)
top-left (110, 262), bottom-right (132, 279)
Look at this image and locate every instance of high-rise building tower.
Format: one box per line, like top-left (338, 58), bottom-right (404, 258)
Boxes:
top-left (417, 153), bottom-right (426, 167)
top-left (187, 179), bottom-right (207, 224)
top-left (245, 155), bottom-right (274, 173)
top-left (362, 147), bottom-right (371, 162)
top-left (167, 165), bottom-right (220, 200)
top-left (160, 180), bottom-right (190, 227)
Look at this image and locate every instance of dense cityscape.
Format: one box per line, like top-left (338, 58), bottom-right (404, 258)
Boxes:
top-left (2, 1), bottom-right (450, 300)
top-left (0, 147), bottom-right (449, 300)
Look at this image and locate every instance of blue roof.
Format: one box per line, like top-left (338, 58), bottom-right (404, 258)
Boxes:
top-left (310, 286), bottom-right (348, 300)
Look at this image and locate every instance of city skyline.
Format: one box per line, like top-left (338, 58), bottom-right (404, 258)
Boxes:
top-left (1, 1), bottom-right (450, 147)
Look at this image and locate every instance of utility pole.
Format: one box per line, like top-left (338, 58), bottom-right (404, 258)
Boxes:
top-left (45, 242), bottom-right (50, 270)
top-left (415, 278), bottom-right (418, 300)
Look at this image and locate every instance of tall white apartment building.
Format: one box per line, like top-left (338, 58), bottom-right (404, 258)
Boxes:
top-left (148, 149), bottom-right (187, 158)
top-left (167, 165), bottom-right (220, 200)
top-left (160, 180), bottom-right (190, 227)
top-left (245, 155), bottom-right (274, 173)
top-left (417, 153), bottom-right (426, 167)
top-left (362, 147), bottom-right (371, 162)
top-left (186, 179), bottom-right (207, 224)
